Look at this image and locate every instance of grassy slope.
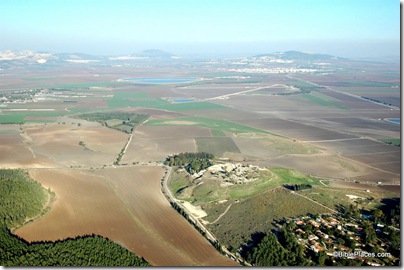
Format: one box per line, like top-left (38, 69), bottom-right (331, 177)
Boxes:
top-left (207, 187), bottom-right (331, 250)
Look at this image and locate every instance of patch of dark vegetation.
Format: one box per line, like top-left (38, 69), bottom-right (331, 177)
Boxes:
top-left (362, 96), bottom-right (395, 107)
top-left (77, 112), bottom-right (149, 133)
top-left (165, 152), bottom-right (214, 174)
top-left (241, 229), bottom-right (311, 266)
top-left (283, 183), bottom-right (312, 191)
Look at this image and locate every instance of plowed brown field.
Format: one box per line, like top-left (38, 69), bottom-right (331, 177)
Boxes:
top-left (24, 122), bottom-right (128, 167)
top-left (15, 167), bottom-right (237, 266)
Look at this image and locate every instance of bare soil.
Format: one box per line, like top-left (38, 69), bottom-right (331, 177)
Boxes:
top-left (22, 122), bottom-right (128, 167)
top-left (15, 167), bottom-right (237, 266)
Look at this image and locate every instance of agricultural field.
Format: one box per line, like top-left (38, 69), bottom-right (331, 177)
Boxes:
top-left (195, 137), bottom-right (240, 157)
top-left (14, 167), bottom-right (237, 266)
top-left (0, 51), bottom-right (400, 266)
top-left (17, 121), bottom-right (128, 168)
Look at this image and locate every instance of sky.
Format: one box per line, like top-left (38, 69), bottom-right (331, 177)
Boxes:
top-left (1, 0), bottom-right (400, 58)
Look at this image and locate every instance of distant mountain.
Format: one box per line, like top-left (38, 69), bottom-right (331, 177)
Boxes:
top-left (0, 50), bottom-right (58, 63)
top-left (132, 49), bottom-right (176, 59)
top-left (0, 50), bottom-right (104, 66)
top-left (57, 52), bottom-right (103, 61)
top-left (253, 51), bottom-right (344, 61)
top-left (108, 49), bottom-right (178, 61)
top-left (0, 49), bottom-right (179, 69)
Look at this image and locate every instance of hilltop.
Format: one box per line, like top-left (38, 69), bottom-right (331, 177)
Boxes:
top-left (253, 50), bottom-right (344, 61)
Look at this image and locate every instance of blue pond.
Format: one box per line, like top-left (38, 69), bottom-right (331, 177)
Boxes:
top-left (123, 78), bottom-right (197, 84)
top-left (172, 98), bottom-right (194, 103)
top-left (387, 118), bottom-right (400, 124)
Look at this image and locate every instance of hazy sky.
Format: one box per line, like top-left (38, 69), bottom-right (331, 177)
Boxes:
top-left (1, 0), bottom-right (400, 58)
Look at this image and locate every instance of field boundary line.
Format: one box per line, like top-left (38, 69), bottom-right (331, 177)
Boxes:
top-left (204, 85), bottom-right (273, 101)
top-left (289, 190), bottom-right (336, 213)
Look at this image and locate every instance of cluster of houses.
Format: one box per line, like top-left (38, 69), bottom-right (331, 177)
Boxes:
top-left (0, 88), bottom-right (45, 104)
top-left (280, 213), bottom-right (396, 266)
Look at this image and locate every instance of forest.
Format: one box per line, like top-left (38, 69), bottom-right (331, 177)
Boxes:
top-left (164, 152), bottom-right (214, 174)
top-left (0, 169), bottom-right (149, 266)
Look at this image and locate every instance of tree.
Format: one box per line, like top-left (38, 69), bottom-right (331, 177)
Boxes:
top-left (372, 209), bottom-right (384, 223)
top-left (362, 221), bottom-right (376, 245)
top-left (337, 238), bottom-right (345, 246)
top-left (317, 251), bottom-right (326, 266)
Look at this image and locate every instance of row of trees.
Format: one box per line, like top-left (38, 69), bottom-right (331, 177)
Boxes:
top-left (165, 152), bottom-right (214, 174)
top-left (283, 183), bottom-right (312, 191)
top-left (0, 169), bottom-right (150, 266)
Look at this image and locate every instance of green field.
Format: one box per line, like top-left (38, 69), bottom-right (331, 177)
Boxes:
top-left (108, 91), bottom-right (226, 111)
top-left (210, 129), bottom-right (226, 137)
top-left (0, 114), bottom-right (26, 124)
top-left (146, 116), bottom-right (283, 137)
top-left (0, 111), bottom-right (65, 124)
top-left (379, 138), bottom-right (400, 147)
top-left (288, 80), bottom-right (320, 88)
top-left (228, 168), bottom-right (320, 200)
top-left (337, 88), bottom-right (400, 94)
top-left (302, 186), bottom-right (396, 211)
top-left (302, 93), bottom-right (348, 109)
top-left (333, 81), bottom-right (398, 87)
top-left (267, 140), bottom-right (320, 155)
top-left (196, 137), bottom-right (240, 157)
top-left (43, 81), bottom-right (125, 89)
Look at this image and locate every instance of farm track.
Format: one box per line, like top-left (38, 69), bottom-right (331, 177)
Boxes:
top-left (344, 150), bottom-right (399, 157)
top-left (204, 85), bottom-right (277, 101)
top-left (122, 133), bottom-right (133, 155)
top-left (303, 138), bottom-right (362, 143)
top-left (209, 203), bottom-right (234, 224)
top-left (115, 117), bottom-right (149, 164)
